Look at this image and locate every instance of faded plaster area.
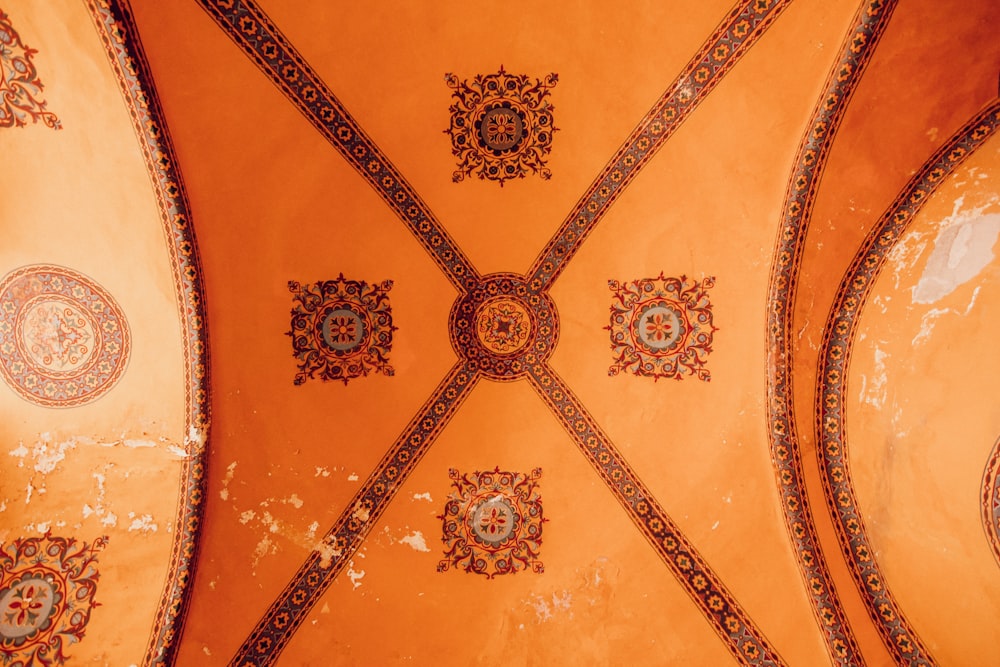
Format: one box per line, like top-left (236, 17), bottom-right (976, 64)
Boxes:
top-left (848, 138), bottom-right (1000, 662)
top-left (0, 426), bottom-right (188, 663)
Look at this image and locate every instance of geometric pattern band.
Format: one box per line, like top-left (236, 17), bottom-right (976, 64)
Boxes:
top-left (816, 100), bottom-right (1000, 666)
top-left (765, 1), bottom-right (898, 665)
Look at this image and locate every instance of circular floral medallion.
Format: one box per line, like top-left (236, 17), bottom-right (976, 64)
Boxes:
top-left (318, 305), bottom-right (367, 353)
top-left (631, 302), bottom-right (689, 353)
top-left (0, 574), bottom-right (59, 643)
top-left (468, 495), bottom-right (519, 547)
top-left (0, 265), bottom-right (131, 407)
top-left (449, 273), bottom-right (558, 382)
top-left (475, 297), bottom-right (532, 355)
top-left (477, 103), bottom-right (526, 153)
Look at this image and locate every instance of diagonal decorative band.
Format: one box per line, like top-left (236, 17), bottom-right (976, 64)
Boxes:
top-left (527, 0), bottom-right (792, 291)
top-left (230, 362), bottom-right (479, 666)
top-left (526, 362), bottom-right (785, 666)
top-left (765, 1), bottom-right (899, 664)
top-left (816, 100), bottom-right (1000, 666)
top-left (196, 0), bottom-right (479, 292)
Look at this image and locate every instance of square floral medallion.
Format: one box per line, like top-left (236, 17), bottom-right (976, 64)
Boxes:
top-left (438, 467), bottom-right (545, 578)
top-left (445, 67), bottom-right (557, 186)
top-left (287, 274), bottom-right (396, 385)
top-left (607, 273), bottom-right (718, 381)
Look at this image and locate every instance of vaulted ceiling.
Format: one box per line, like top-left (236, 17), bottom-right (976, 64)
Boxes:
top-left (1, 0), bottom-right (999, 665)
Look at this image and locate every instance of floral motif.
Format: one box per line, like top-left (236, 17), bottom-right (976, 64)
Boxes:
top-left (445, 67), bottom-right (557, 185)
top-left (0, 534), bottom-right (107, 665)
top-left (475, 297), bottom-right (532, 355)
top-left (0, 10), bottom-right (61, 129)
top-left (438, 467), bottom-right (545, 579)
top-left (607, 273), bottom-right (718, 381)
top-left (0, 266), bottom-right (131, 407)
top-left (287, 274), bottom-right (396, 385)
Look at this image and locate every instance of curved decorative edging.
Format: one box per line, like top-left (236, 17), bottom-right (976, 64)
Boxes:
top-left (981, 437), bottom-right (1000, 568)
top-left (816, 100), bottom-right (1000, 665)
top-left (765, 1), bottom-right (897, 664)
top-left (85, 1), bottom-right (211, 665)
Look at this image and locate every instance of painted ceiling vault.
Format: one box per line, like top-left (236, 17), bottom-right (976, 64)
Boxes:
top-left (1, 0), bottom-right (999, 665)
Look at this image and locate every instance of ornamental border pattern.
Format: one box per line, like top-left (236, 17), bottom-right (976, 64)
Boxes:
top-left (983, 436), bottom-right (1000, 569)
top-left (764, 1), bottom-right (895, 664)
top-left (527, 0), bottom-right (793, 291)
top-left (815, 102), bottom-right (1000, 666)
top-left (85, 2), bottom-right (212, 665)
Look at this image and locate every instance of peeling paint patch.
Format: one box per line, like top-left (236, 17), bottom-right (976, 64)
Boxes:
top-left (347, 473), bottom-right (359, 482)
top-left (399, 531), bottom-right (430, 552)
top-left (859, 346), bottom-right (889, 409)
top-left (314, 467), bottom-right (331, 478)
top-left (346, 561), bottom-right (366, 589)
top-left (284, 494), bottom-right (304, 509)
top-left (911, 287), bottom-right (980, 347)
top-left (220, 461), bottom-right (237, 501)
top-left (913, 202), bottom-right (1000, 304)
top-left (127, 512), bottom-right (158, 533)
top-left (412, 492), bottom-right (433, 503)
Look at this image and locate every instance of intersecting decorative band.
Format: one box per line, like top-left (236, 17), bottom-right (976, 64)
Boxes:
top-left (86, 2), bottom-right (213, 664)
top-left (527, 363), bottom-right (784, 666)
top-left (816, 101), bottom-right (1000, 666)
top-left (449, 273), bottom-right (558, 382)
top-left (765, 1), bottom-right (897, 664)
top-left (528, 0), bottom-right (792, 291)
top-left (196, 0), bottom-right (479, 292)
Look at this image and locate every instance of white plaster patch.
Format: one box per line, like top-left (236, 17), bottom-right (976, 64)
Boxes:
top-left (859, 346), bottom-right (889, 409)
top-left (127, 512), bottom-right (158, 534)
top-left (220, 461), bottom-right (238, 501)
top-left (347, 473), bottom-right (359, 482)
top-left (346, 561), bottom-right (366, 589)
top-left (284, 494), bottom-right (304, 509)
top-left (913, 203), bottom-right (1000, 304)
top-left (911, 287), bottom-right (980, 347)
top-left (412, 492), bottom-right (433, 503)
top-left (314, 467), bottom-right (331, 478)
top-left (239, 510), bottom-right (256, 525)
top-left (399, 531), bottom-right (430, 553)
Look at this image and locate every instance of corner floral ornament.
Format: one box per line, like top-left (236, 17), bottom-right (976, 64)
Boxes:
top-left (438, 467), bottom-right (546, 579)
top-left (0, 534), bottom-right (106, 665)
top-left (0, 10), bottom-right (61, 129)
top-left (607, 273), bottom-right (718, 381)
top-left (287, 274), bottom-right (396, 385)
top-left (445, 67), bottom-right (557, 186)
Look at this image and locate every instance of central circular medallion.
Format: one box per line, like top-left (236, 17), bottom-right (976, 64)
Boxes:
top-left (478, 104), bottom-right (525, 153)
top-left (449, 273), bottom-right (558, 382)
top-left (468, 495), bottom-right (519, 548)
top-left (319, 306), bottom-right (366, 353)
top-left (631, 302), bottom-right (689, 354)
top-left (475, 297), bottom-right (532, 355)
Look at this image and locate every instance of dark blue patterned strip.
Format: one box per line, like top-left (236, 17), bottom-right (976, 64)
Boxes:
top-left (527, 0), bottom-right (792, 291)
top-left (765, 2), bottom-right (898, 664)
top-left (230, 362), bottom-right (480, 666)
top-left (197, 0), bottom-right (479, 292)
top-left (816, 101), bottom-right (1000, 666)
top-left (86, 2), bottom-right (212, 664)
top-left (526, 362), bottom-right (785, 667)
